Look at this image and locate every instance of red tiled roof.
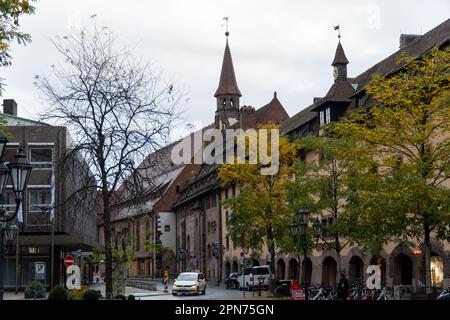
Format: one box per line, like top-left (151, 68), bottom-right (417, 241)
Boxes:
top-left (256, 92), bottom-right (289, 124)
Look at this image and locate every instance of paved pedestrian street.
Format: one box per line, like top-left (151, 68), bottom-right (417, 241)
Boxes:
top-left (89, 281), bottom-right (271, 300)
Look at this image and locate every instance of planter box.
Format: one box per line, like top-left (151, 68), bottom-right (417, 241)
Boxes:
top-left (24, 289), bottom-right (47, 299)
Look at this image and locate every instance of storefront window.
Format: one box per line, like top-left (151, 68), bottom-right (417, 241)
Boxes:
top-left (431, 255), bottom-right (444, 288)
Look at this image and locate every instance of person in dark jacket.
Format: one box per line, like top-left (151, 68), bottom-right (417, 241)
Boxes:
top-left (336, 273), bottom-right (349, 300)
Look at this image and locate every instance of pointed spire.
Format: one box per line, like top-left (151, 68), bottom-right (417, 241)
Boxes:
top-left (214, 36), bottom-right (242, 97)
top-left (332, 41), bottom-right (349, 66)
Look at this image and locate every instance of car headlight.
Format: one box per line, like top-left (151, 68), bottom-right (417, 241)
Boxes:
top-left (191, 285), bottom-right (197, 288)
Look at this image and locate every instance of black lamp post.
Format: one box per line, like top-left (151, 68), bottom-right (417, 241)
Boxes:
top-left (0, 138), bottom-right (33, 300)
top-left (290, 206), bottom-right (321, 301)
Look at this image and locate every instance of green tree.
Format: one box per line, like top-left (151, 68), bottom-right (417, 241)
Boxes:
top-left (334, 47), bottom-right (450, 292)
top-left (218, 125), bottom-right (298, 278)
top-left (287, 134), bottom-right (373, 274)
top-left (0, 0), bottom-right (37, 94)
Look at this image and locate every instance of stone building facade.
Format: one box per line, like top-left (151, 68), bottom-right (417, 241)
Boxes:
top-left (175, 19), bottom-right (450, 290)
top-left (279, 19), bottom-right (450, 289)
top-left (97, 19), bottom-right (450, 291)
top-left (173, 33), bottom-right (289, 284)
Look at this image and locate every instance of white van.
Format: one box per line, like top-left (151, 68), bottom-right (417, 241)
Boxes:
top-left (238, 265), bottom-right (272, 290)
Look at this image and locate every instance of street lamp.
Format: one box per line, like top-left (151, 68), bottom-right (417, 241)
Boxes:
top-left (0, 141), bottom-right (33, 300)
top-left (290, 206), bottom-right (321, 301)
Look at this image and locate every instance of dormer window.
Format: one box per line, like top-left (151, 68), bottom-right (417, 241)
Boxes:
top-left (357, 94), bottom-right (366, 108)
top-left (325, 107), bottom-right (331, 124)
top-left (320, 107), bottom-right (331, 126)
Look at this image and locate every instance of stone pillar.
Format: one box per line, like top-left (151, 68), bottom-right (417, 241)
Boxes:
top-left (311, 258), bottom-right (321, 285)
top-left (443, 253), bottom-right (450, 289)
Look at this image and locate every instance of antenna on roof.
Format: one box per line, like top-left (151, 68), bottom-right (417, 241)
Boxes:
top-left (222, 16), bottom-right (230, 37)
top-left (334, 25), bottom-right (341, 40)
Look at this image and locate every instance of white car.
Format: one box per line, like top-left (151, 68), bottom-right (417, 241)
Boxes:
top-left (172, 272), bottom-right (206, 295)
top-left (238, 265), bottom-right (272, 290)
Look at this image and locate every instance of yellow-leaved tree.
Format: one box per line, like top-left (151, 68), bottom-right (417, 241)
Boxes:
top-left (334, 47), bottom-right (450, 292)
top-left (218, 124), bottom-right (297, 283)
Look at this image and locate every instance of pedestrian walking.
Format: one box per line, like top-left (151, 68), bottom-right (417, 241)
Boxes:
top-left (336, 273), bottom-right (349, 300)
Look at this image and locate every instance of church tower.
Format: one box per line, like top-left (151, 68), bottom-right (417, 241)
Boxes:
top-left (214, 31), bottom-right (241, 130)
top-left (331, 40), bottom-right (349, 82)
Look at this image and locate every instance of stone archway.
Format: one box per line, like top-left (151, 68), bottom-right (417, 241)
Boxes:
top-left (161, 249), bottom-right (176, 275)
top-left (225, 261), bottom-right (231, 274)
top-left (393, 253), bottom-right (413, 285)
top-left (252, 259), bottom-right (260, 267)
top-left (232, 261), bottom-right (239, 273)
top-left (370, 255), bottom-right (387, 286)
top-left (322, 256), bottom-right (337, 287)
top-left (288, 258), bottom-right (298, 280)
top-left (277, 259), bottom-right (286, 280)
top-left (348, 256), bottom-right (364, 284)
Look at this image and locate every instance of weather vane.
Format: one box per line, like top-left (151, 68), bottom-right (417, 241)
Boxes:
top-left (222, 16), bottom-right (229, 37)
top-left (334, 25), bottom-right (341, 39)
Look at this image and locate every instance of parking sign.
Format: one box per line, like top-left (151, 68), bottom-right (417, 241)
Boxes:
top-left (35, 262), bottom-right (46, 280)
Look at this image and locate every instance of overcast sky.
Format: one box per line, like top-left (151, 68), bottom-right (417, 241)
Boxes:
top-left (1, 0), bottom-right (449, 140)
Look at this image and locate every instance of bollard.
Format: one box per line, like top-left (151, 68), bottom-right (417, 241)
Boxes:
top-left (163, 270), bottom-right (169, 293)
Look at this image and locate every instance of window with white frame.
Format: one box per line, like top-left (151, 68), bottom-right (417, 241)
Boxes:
top-left (1, 189), bottom-right (16, 213)
top-left (29, 147), bottom-right (53, 169)
top-left (28, 189), bottom-right (52, 213)
top-left (325, 107), bottom-right (331, 124)
top-left (319, 110), bottom-right (325, 125)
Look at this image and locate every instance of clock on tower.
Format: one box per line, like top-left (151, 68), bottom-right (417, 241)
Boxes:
top-left (333, 66), bottom-right (339, 80)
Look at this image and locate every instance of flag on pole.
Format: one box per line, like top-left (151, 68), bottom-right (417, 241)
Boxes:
top-left (334, 25), bottom-right (340, 30)
top-left (50, 164), bottom-right (56, 221)
top-left (17, 202), bottom-right (23, 223)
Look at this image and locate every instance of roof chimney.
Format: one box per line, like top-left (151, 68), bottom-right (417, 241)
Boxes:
top-left (3, 99), bottom-right (18, 116)
top-left (399, 34), bottom-right (421, 48)
top-left (239, 106), bottom-right (256, 130)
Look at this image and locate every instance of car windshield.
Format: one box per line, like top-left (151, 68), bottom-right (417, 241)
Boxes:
top-left (253, 267), bottom-right (270, 275)
top-left (242, 268), bottom-right (252, 275)
top-left (177, 274), bottom-right (198, 281)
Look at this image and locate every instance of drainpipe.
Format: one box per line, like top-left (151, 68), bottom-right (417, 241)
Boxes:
top-left (217, 190), bottom-right (222, 286)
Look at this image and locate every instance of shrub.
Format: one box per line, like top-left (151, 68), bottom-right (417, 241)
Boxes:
top-left (115, 294), bottom-right (126, 300)
top-left (48, 285), bottom-right (68, 300)
top-left (24, 280), bottom-right (46, 299)
top-left (27, 280), bottom-right (43, 291)
top-left (127, 294), bottom-right (135, 300)
top-left (68, 286), bottom-right (89, 300)
top-left (83, 289), bottom-right (102, 301)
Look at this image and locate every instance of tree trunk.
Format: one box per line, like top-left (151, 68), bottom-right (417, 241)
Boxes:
top-left (112, 263), bottom-right (126, 297)
top-left (102, 190), bottom-right (114, 299)
top-left (336, 254), bottom-right (342, 285)
top-left (267, 225), bottom-right (276, 295)
top-left (424, 222), bottom-right (432, 294)
top-left (335, 237), bottom-right (342, 285)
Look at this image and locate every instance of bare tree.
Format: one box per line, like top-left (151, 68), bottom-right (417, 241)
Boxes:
top-left (36, 23), bottom-right (181, 297)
